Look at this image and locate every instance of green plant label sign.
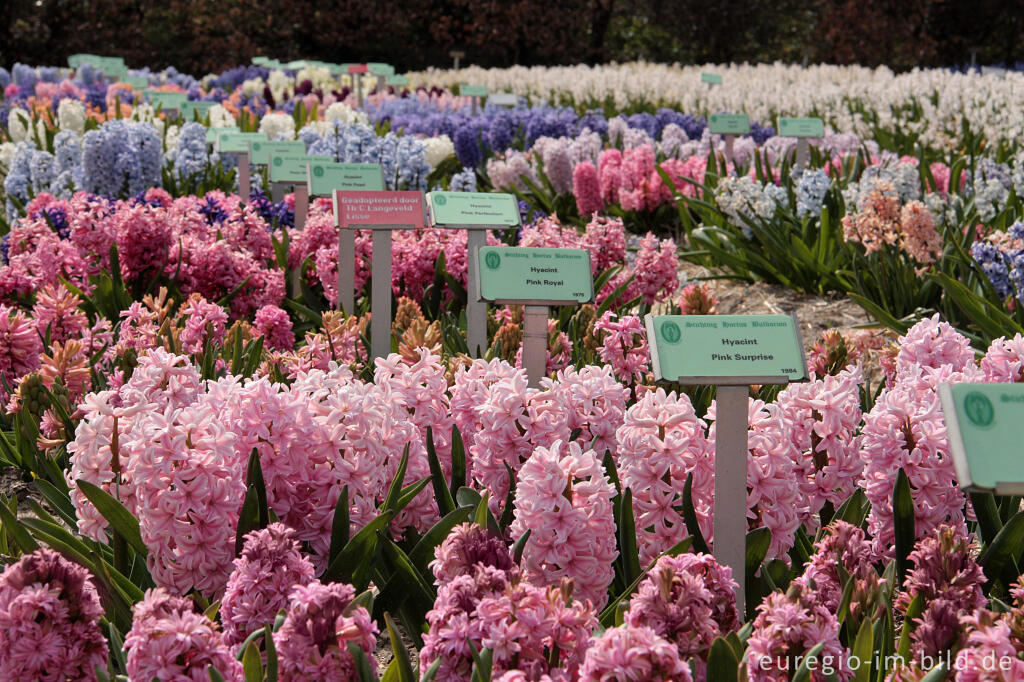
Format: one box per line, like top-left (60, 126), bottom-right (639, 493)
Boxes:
top-left (939, 383), bottom-right (1024, 494)
top-left (251, 56), bottom-right (271, 65)
top-left (645, 314), bottom-right (807, 384)
top-left (428, 191), bottom-right (520, 227)
top-left (180, 100), bottom-right (215, 121)
top-left (124, 76), bottom-right (149, 89)
top-left (216, 131), bottom-right (268, 154)
top-left (286, 60), bottom-right (309, 70)
top-left (99, 57), bottom-right (128, 79)
top-left (701, 72), bottom-right (723, 85)
top-left (778, 117), bottom-right (824, 138)
top-left (69, 54), bottom-right (99, 68)
top-left (249, 140), bottom-right (305, 166)
top-left (206, 126), bottom-right (239, 144)
top-left (709, 113), bottom-right (750, 135)
top-left (368, 62), bottom-right (395, 76)
top-left (269, 154), bottom-right (332, 184)
top-left (386, 75), bottom-right (410, 86)
top-left (307, 162), bottom-right (384, 196)
top-left (147, 92), bottom-right (188, 111)
top-left (461, 84), bottom-right (488, 97)
top-left (488, 93), bottom-right (518, 107)
top-left (478, 247), bottom-right (593, 304)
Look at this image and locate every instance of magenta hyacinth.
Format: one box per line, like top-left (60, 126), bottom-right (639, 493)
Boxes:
top-left (220, 523), bottom-right (316, 646)
top-left (275, 580), bottom-right (378, 682)
top-left (253, 303), bottom-right (296, 351)
top-left (429, 522), bottom-right (518, 585)
top-left (0, 549), bottom-right (107, 681)
top-left (125, 588), bottom-right (243, 682)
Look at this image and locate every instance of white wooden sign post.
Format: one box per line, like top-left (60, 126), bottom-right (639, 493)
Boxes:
top-left (477, 246), bottom-right (593, 387)
top-left (646, 313), bottom-right (808, 614)
top-left (427, 191), bottom-right (521, 357)
top-left (334, 191), bottom-right (426, 360)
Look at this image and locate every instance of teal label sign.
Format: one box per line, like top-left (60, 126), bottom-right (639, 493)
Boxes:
top-left (147, 92), bottom-right (188, 111)
top-left (368, 62), bottom-right (395, 76)
top-left (478, 247), bottom-right (593, 304)
top-left (180, 100), bottom-right (215, 120)
top-left (249, 140), bottom-right (305, 166)
top-left (940, 383), bottom-right (1024, 494)
top-left (709, 113), bottom-right (750, 135)
top-left (217, 132), bottom-right (268, 154)
top-left (646, 314), bottom-right (807, 384)
top-left (461, 84), bottom-right (488, 97)
top-left (124, 76), bottom-right (149, 89)
top-left (778, 117), bottom-right (824, 138)
top-left (206, 126), bottom-right (239, 144)
top-left (269, 154), bottom-right (331, 184)
top-left (386, 75), bottom-right (409, 86)
top-left (251, 56), bottom-right (271, 65)
top-left (307, 162), bottom-right (384, 196)
top-left (428, 191), bottom-right (520, 227)
top-left (701, 72), bottom-right (723, 85)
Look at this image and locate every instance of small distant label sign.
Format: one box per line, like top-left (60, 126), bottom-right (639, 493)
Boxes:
top-left (462, 84), bottom-right (488, 97)
top-left (217, 132), bottom-right (268, 154)
top-left (286, 60), bottom-right (309, 70)
top-left (348, 64), bottom-right (369, 75)
top-left (646, 314), bottom-right (807, 384)
top-left (709, 113), bottom-right (750, 135)
top-left (428, 191), bottom-right (520, 227)
top-left (206, 126), bottom-right (239, 144)
top-left (701, 72), bottom-right (723, 85)
top-left (334, 191), bottom-right (425, 228)
top-left (250, 140), bottom-right (305, 166)
top-left (252, 56), bottom-right (271, 65)
top-left (368, 62), bottom-right (395, 76)
top-left (939, 383), bottom-right (1024, 495)
top-left (147, 92), bottom-right (188, 111)
top-left (488, 93), bottom-right (518, 107)
top-left (386, 75), bottom-right (410, 87)
top-left (180, 100), bottom-right (215, 120)
top-left (307, 162), bottom-right (384, 196)
top-left (269, 154), bottom-right (331, 184)
top-left (478, 247), bottom-right (593, 305)
top-left (778, 117), bottom-right (824, 138)
top-left (124, 76), bottom-right (149, 89)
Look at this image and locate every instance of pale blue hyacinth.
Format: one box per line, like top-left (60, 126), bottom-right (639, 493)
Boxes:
top-left (81, 120), bottom-right (162, 197)
top-left (171, 122), bottom-right (209, 180)
top-left (450, 167), bottom-right (477, 192)
top-left (794, 169), bottom-right (831, 218)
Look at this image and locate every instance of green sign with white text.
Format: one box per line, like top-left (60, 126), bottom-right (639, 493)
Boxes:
top-left (939, 383), bottom-right (1024, 495)
top-left (709, 114), bottom-right (750, 135)
top-left (249, 140), bottom-right (305, 166)
top-left (646, 314), bottom-right (807, 384)
top-left (180, 100), bottom-right (215, 121)
top-left (269, 154), bottom-right (331, 184)
top-left (307, 162), bottom-right (384, 196)
top-left (478, 247), bottom-right (593, 304)
top-left (147, 92), bottom-right (188, 111)
top-left (428, 191), bottom-right (520, 227)
top-left (778, 117), bottom-right (824, 138)
top-left (217, 132), bottom-right (267, 154)
top-left (206, 126), bottom-right (239, 144)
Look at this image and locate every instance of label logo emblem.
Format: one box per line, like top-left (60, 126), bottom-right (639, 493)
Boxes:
top-left (434, 194), bottom-right (447, 206)
top-left (273, 157), bottom-right (282, 166)
top-left (964, 392), bottom-right (994, 428)
top-left (661, 321), bottom-right (681, 344)
top-left (313, 166), bottom-right (324, 177)
top-left (484, 251), bottom-right (501, 270)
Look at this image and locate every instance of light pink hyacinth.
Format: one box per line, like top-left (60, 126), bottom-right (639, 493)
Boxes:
top-left (0, 549), bottom-right (107, 682)
top-left (544, 364), bottom-right (629, 456)
top-left (125, 588), bottom-right (242, 682)
top-left (220, 523), bottom-right (316, 646)
top-left (593, 312), bottom-right (649, 383)
top-left (632, 233), bottom-right (680, 304)
top-left (510, 439), bottom-right (618, 608)
top-left (276, 580), bottom-right (378, 682)
top-left (579, 625), bottom-right (693, 682)
top-left (178, 293), bottom-right (229, 354)
top-left (617, 388), bottom-right (714, 563)
top-left (980, 334), bottom-right (1024, 382)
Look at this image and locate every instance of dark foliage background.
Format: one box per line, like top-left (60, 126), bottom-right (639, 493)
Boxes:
top-left (2, 0), bottom-right (1022, 73)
